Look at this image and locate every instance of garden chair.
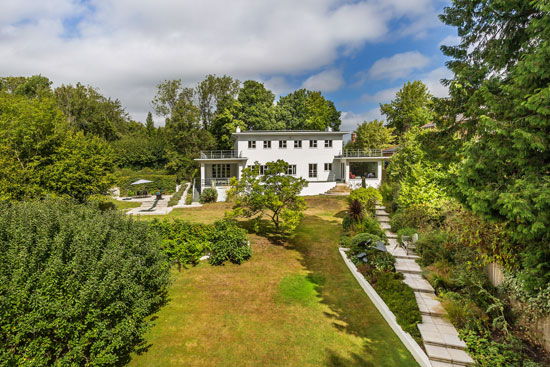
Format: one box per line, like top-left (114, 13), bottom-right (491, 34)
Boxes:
top-left (401, 235), bottom-right (417, 256)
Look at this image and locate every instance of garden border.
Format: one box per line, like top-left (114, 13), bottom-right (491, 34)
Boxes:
top-left (339, 247), bottom-right (432, 367)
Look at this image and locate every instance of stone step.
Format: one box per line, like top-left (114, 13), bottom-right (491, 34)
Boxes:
top-left (380, 222), bottom-right (391, 230)
top-left (377, 217), bottom-right (390, 223)
top-left (425, 344), bottom-right (474, 366)
top-left (395, 258), bottom-right (422, 274)
top-left (403, 273), bottom-right (435, 294)
top-left (376, 205), bottom-right (386, 210)
top-left (385, 231), bottom-right (397, 239)
top-left (430, 361), bottom-right (468, 367)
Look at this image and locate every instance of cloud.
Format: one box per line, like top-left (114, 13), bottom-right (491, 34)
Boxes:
top-left (340, 108), bottom-right (383, 132)
top-left (421, 66), bottom-right (453, 98)
top-left (439, 35), bottom-right (461, 47)
top-left (302, 69), bottom-right (345, 92)
top-left (0, 0), bottom-right (445, 122)
top-left (361, 87), bottom-right (401, 104)
top-left (368, 51), bottom-right (430, 81)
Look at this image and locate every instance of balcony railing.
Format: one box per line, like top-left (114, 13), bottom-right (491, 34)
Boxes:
top-left (336, 149), bottom-right (382, 158)
top-left (199, 150), bottom-right (244, 159)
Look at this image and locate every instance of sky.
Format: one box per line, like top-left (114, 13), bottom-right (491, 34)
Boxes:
top-left (0, 0), bottom-right (460, 132)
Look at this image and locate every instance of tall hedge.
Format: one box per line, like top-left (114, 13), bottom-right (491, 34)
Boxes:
top-left (0, 200), bottom-right (171, 366)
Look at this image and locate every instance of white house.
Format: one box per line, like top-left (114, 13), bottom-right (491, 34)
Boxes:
top-left (195, 128), bottom-right (389, 200)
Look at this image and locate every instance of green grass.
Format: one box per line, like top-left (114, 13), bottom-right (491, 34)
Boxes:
top-left (128, 196), bottom-right (418, 367)
top-left (102, 198), bottom-right (141, 210)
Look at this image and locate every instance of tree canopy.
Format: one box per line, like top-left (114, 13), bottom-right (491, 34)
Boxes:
top-left (350, 120), bottom-right (395, 151)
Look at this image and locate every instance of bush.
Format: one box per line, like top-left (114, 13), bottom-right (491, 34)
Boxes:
top-left (168, 184), bottom-right (186, 207)
top-left (379, 182), bottom-right (399, 213)
top-left (200, 188), bottom-right (218, 203)
top-left (349, 233), bottom-right (394, 272)
top-left (415, 230), bottom-right (451, 267)
top-left (396, 227), bottom-right (417, 245)
top-left (208, 220), bottom-right (252, 265)
top-left (117, 172), bottom-right (177, 196)
top-left (390, 203), bottom-right (441, 232)
top-left (185, 190), bottom-right (193, 205)
top-left (348, 187), bottom-right (382, 216)
top-left (0, 200), bottom-right (171, 366)
top-left (343, 214), bottom-right (387, 240)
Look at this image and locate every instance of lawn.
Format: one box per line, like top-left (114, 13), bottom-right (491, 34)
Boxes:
top-left (129, 196), bottom-right (418, 367)
top-left (102, 197), bottom-right (142, 210)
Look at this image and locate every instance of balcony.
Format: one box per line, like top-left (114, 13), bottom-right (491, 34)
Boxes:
top-left (198, 150), bottom-right (246, 159)
top-left (335, 149), bottom-right (382, 158)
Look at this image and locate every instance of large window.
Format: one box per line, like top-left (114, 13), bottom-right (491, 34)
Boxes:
top-left (279, 140), bottom-right (287, 148)
top-left (309, 140), bottom-right (317, 148)
top-left (212, 164), bottom-right (231, 178)
top-left (308, 163), bottom-right (317, 178)
top-left (324, 163), bottom-right (332, 171)
top-left (263, 140), bottom-right (271, 149)
top-left (259, 165), bottom-right (268, 175)
top-left (294, 140), bottom-right (302, 148)
top-left (287, 165), bottom-right (296, 175)
top-left (324, 140), bottom-right (333, 148)
top-left (248, 141), bottom-right (256, 149)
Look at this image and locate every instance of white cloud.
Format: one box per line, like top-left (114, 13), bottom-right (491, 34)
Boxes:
top-left (361, 87), bottom-right (401, 103)
top-left (302, 69), bottom-right (345, 92)
top-left (421, 66), bottom-right (453, 98)
top-left (368, 51), bottom-right (430, 81)
top-left (439, 35), bottom-right (461, 47)
top-left (0, 0), bottom-right (444, 122)
top-left (341, 108), bottom-right (383, 133)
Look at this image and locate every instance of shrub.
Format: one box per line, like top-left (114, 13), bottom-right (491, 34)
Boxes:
top-left (349, 233), bottom-right (394, 272)
top-left (390, 203), bottom-right (441, 232)
top-left (200, 187), bottom-right (218, 203)
top-left (0, 200), bottom-right (171, 366)
top-left (150, 219), bottom-right (211, 266)
top-left (168, 184), bottom-right (186, 207)
top-left (348, 198), bottom-right (364, 222)
top-left (348, 187), bottom-right (382, 216)
top-left (379, 182), bottom-right (399, 213)
top-left (117, 172), bottom-right (177, 196)
top-left (185, 190), bottom-right (193, 205)
top-left (415, 230), bottom-right (451, 267)
top-left (343, 214), bottom-right (387, 240)
top-left (396, 227), bottom-right (417, 245)
top-left (208, 220), bottom-right (251, 265)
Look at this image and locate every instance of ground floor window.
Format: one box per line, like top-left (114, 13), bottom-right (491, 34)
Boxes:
top-left (212, 164), bottom-right (231, 178)
top-left (287, 164), bottom-right (296, 175)
top-left (309, 163), bottom-right (317, 178)
top-left (259, 165), bottom-right (268, 175)
top-left (349, 162), bottom-right (378, 178)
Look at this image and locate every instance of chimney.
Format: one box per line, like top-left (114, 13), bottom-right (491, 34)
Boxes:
top-left (236, 126), bottom-right (241, 133)
top-left (351, 132), bottom-right (356, 143)
top-left (326, 127), bottom-right (332, 132)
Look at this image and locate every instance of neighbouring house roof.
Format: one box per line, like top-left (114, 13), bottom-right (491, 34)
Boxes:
top-left (382, 145), bottom-right (399, 154)
top-left (421, 122), bottom-right (436, 129)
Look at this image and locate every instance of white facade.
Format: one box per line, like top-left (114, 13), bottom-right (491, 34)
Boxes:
top-left (196, 129), bottom-right (387, 200)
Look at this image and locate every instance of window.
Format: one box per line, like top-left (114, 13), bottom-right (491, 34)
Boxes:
top-left (294, 140), bottom-right (302, 148)
top-left (287, 165), bottom-right (296, 175)
top-left (259, 165), bottom-right (268, 175)
top-left (248, 140), bottom-right (256, 149)
top-left (279, 140), bottom-right (287, 148)
top-left (263, 140), bottom-right (271, 149)
top-left (212, 164), bottom-right (231, 178)
top-left (324, 140), bottom-right (333, 148)
top-left (308, 163), bottom-right (317, 178)
top-left (309, 140), bottom-right (317, 148)
top-left (324, 163), bottom-right (332, 171)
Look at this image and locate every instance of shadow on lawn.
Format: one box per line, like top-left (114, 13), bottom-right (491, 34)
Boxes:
top-left (287, 214), bottom-right (414, 367)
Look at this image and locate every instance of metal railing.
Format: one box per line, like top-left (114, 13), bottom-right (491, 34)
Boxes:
top-left (199, 150), bottom-right (244, 159)
top-left (336, 149), bottom-right (382, 158)
top-left (202, 178), bottom-right (234, 187)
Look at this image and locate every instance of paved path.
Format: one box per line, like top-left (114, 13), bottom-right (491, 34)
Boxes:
top-left (376, 205), bottom-right (475, 367)
top-left (125, 195), bottom-right (174, 215)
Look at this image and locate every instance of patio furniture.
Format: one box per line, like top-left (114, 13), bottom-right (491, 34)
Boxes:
top-left (401, 235), bottom-right (417, 255)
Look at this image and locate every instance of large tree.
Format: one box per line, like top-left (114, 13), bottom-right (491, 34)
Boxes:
top-left (351, 120), bottom-right (395, 151)
top-left (380, 81), bottom-right (434, 136)
top-left (440, 0), bottom-right (550, 291)
top-left (196, 74), bottom-right (240, 130)
top-left (275, 89), bottom-right (341, 131)
top-left (237, 80), bottom-right (282, 130)
top-left (228, 160), bottom-right (308, 233)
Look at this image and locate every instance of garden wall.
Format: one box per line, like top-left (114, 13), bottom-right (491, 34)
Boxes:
top-left (300, 182), bottom-right (336, 196)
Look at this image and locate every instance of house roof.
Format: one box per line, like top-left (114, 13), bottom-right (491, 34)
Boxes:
top-left (232, 129), bottom-right (349, 136)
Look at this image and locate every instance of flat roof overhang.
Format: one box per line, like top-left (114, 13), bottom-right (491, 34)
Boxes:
top-left (195, 158), bottom-right (248, 163)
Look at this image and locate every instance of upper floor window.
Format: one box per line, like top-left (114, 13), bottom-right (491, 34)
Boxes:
top-left (263, 140), bottom-right (271, 149)
top-left (309, 140), bottom-right (317, 148)
top-left (287, 164), bottom-right (296, 175)
top-left (279, 140), bottom-right (287, 148)
top-left (324, 140), bottom-right (333, 148)
top-left (294, 140), bottom-right (302, 148)
top-left (324, 163), bottom-right (332, 171)
top-left (308, 163), bottom-right (317, 178)
top-left (248, 140), bottom-right (256, 149)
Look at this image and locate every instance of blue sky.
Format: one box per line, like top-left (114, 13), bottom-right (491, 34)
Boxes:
top-left (0, 0), bottom-right (459, 131)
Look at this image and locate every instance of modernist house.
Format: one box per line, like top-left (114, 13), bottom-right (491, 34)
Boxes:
top-left (195, 128), bottom-right (389, 200)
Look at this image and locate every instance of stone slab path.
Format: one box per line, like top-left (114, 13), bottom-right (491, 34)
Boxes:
top-left (376, 205), bottom-right (474, 367)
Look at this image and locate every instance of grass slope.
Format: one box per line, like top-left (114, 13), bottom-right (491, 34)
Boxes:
top-left (129, 197), bottom-right (417, 367)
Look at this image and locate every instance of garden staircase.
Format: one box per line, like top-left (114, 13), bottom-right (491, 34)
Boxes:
top-left (323, 183), bottom-right (351, 196)
top-left (375, 205), bottom-right (475, 367)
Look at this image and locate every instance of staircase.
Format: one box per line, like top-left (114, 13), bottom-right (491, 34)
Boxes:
top-left (323, 183), bottom-right (351, 196)
top-left (375, 205), bottom-right (475, 367)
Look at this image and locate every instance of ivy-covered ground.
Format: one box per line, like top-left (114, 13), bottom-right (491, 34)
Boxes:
top-left (128, 197), bottom-right (418, 367)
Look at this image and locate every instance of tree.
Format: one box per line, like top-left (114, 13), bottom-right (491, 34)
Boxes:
top-left (380, 81), bottom-right (434, 135)
top-left (352, 120), bottom-right (395, 150)
top-left (439, 0), bottom-right (550, 292)
top-left (228, 160), bottom-right (308, 233)
top-left (145, 111), bottom-right (155, 137)
top-left (0, 199), bottom-right (170, 366)
top-left (54, 83), bottom-right (131, 141)
top-left (210, 97), bottom-right (246, 149)
top-left (275, 89), bottom-right (341, 131)
top-left (196, 74), bottom-right (240, 130)
top-left (0, 75), bottom-right (52, 97)
top-left (237, 80), bottom-right (282, 130)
